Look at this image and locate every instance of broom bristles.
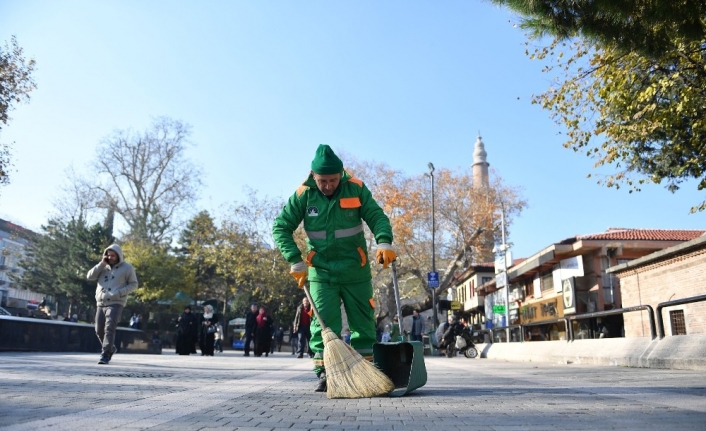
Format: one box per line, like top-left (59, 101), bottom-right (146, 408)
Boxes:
top-left (321, 328), bottom-right (395, 399)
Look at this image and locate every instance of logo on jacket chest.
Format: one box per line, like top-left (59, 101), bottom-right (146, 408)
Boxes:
top-left (307, 206), bottom-right (319, 217)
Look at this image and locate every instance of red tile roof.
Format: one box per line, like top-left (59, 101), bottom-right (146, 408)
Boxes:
top-left (566, 228), bottom-right (706, 242)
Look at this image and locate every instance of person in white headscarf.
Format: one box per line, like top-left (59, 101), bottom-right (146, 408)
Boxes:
top-left (199, 304), bottom-right (219, 356)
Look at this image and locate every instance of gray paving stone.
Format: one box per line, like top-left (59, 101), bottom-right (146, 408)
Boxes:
top-left (0, 350), bottom-right (705, 430)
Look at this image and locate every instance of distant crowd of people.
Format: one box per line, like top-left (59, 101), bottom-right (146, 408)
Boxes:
top-left (174, 304), bottom-right (224, 356)
top-left (172, 300), bottom-right (310, 358)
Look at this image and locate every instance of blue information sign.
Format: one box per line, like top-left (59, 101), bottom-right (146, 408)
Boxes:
top-left (427, 271), bottom-right (439, 288)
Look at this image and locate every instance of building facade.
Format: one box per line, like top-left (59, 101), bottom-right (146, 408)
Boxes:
top-left (607, 233), bottom-right (706, 338)
top-left (0, 219), bottom-right (42, 311)
top-left (477, 228), bottom-right (705, 342)
top-left (452, 263), bottom-right (494, 329)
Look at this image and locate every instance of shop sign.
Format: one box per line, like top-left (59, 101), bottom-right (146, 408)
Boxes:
top-left (520, 298), bottom-right (564, 324)
top-left (562, 277), bottom-right (577, 315)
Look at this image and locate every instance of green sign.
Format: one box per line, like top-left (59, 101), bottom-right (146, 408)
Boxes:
top-left (492, 305), bottom-right (506, 314)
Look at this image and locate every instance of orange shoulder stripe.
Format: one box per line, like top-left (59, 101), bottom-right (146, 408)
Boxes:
top-left (296, 185), bottom-right (308, 197)
top-left (348, 177), bottom-right (363, 187)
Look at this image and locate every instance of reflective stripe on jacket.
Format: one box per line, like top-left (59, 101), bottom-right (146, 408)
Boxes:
top-left (272, 170), bottom-right (392, 284)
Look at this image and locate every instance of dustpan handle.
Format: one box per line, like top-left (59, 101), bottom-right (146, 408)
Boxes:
top-left (302, 282), bottom-right (328, 331)
top-left (390, 260), bottom-right (404, 342)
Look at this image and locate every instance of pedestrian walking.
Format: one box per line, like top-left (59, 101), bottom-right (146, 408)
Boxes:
top-left (254, 306), bottom-right (273, 357)
top-left (274, 326), bottom-right (285, 352)
top-left (293, 297), bottom-right (313, 359)
top-left (410, 309), bottom-right (425, 342)
top-left (175, 305), bottom-right (198, 355)
top-left (199, 304), bottom-right (218, 356)
top-left (243, 303), bottom-right (258, 357)
top-left (214, 322), bottom-right (224, 353)
top-left (87, 244), bottom-right (139, 365)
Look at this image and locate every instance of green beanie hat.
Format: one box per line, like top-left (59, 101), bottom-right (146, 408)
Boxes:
top-left (311, 144), bottom-right (343, 174)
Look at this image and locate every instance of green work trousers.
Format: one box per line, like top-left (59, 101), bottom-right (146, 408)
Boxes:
top-left (309, 279), bottom-right (376, 374)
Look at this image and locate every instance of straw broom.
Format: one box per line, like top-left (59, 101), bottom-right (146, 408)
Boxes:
top-left (303, 283), bottom-right (395, 399)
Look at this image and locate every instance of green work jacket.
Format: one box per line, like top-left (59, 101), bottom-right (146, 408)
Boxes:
top-left (272, 170), bottom-right (393, 284)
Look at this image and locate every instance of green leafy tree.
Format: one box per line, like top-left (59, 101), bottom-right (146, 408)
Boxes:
top-left (492, 1), bottom-right (706, 212)
top-left (490, 0), bottom-right (706, 57)
top-left (208, 191), bottom-right (300, 326)
top-left (210, 219), bottom-right (296, 320)
top-left (529, 37), bottom-right (706, 212)
top-left (17, 217), bottom-right (114, 308)
top-left (122, 239), bottom-right (191, 304)
top-left (177, 210), bottom-right (220, 308)
top-left (0, 36), bottom-right (37, 188)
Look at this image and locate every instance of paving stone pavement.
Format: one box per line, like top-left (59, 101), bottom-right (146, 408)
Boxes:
top-left (0, 349), bottom-right (705, 431)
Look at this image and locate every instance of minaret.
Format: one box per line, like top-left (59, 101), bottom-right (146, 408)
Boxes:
top-left (471, 134), bottom-right (489, 188)
top-left (471, 134), bottom-right (494, 263)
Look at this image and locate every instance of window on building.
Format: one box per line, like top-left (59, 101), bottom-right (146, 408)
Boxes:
top-left (509, 283), bottom-right (523, 301)
top-left (599, 257), bottom-right (619, 304)
top-left (481, 276), bottom-right (492, 285)
top-left (670, 310), bottom-right (687, 336)
top-left (541, 273), bottom-right (553, 293)
top-left (458, 286), bottom-right (466, 303)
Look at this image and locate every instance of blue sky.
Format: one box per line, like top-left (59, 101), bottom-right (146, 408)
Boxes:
top-left (0, 0), bottom-right (703, 259)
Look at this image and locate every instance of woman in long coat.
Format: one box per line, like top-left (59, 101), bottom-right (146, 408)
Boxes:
top-left (199, 304), bottom-right (219, 356)
top-left (175, 305), bottom-right (198, 355)
top-left (254, 306), bottom-right (273, 357)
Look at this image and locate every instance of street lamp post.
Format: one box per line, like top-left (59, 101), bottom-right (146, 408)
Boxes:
top-left (493, 207), bottom-right (511, 342)
top-left (428, 162), bottom-right (438, 329)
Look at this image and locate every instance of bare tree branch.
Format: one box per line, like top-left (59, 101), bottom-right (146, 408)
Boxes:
top-left (87, 117), bottom-right (202, 243)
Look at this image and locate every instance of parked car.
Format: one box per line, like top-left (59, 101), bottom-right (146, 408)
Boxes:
top-left (0, 306), bottom-right (12, 316)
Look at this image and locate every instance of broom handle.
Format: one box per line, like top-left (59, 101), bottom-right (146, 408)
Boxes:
top-left (303, 282), bottom-right (328, 331)
top-left (390, 260), bottom-right (404, 342)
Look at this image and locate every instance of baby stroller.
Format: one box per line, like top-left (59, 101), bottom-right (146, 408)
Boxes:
top-left (436, 322), bottom-right (478, 358)
top-left (454, 326), bottom-right (479, 359)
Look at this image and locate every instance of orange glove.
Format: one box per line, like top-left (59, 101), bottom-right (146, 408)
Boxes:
top-left (375, 243), bottom-right (397, 268)
top-left (290, 261), bottom-right (308, 288)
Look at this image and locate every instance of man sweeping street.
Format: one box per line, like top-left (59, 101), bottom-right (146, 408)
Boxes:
top-left (273, 144), bottom-right (397, 393)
